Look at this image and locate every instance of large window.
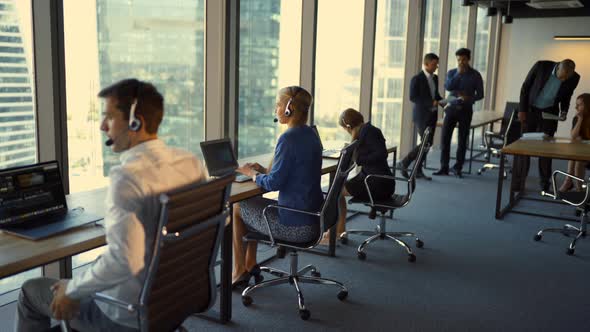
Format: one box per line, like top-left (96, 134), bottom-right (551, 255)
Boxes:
top-left (473, 6), bottom-right (491, 111)
top-left (0, 0), bottom-right (40, 304)
top-left (446, 0), bottom-right (470, 75)
top-left (422, 0), bottom-right (443, 58)
top-left (238, 0), bottom-right (302, 158)
top-left (63, 0), bottom-right (205, 268)
top-left (314, 0), bottom-right (364, 149)
top-left (64, 0), bottom-right (206, 194)
top-left (371, 0), bottom-right (409, 147)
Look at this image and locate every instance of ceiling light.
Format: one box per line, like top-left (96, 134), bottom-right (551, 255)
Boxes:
top-left (554, 36), bottom-right (590, 41)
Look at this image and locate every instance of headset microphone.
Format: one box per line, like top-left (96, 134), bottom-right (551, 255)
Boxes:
top-left (105, 138), bottom-right (114, 146)
top-left (273, 118), bottom-right (278, 123)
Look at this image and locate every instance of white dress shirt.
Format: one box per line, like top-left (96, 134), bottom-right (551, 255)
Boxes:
top-left (66, 139), bottom-right (207, 328)
top-left (423, 68), bottom-right (436, 99)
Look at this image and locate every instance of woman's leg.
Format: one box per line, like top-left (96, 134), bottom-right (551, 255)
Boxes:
top-left (558, 160), bottom-right (575, 192)
top-left (232, 203), bottom-right (248, 282)
top-left (337, 187), bottom-right (350, 236)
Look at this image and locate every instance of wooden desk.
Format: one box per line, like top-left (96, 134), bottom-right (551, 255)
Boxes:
top-left (433, 110), bottom-right (504, 174)
top-left (495, 138), bottom-right (590, 221)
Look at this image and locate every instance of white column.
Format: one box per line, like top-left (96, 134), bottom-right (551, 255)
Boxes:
top-left (359, 0), bottom-right (377, 122)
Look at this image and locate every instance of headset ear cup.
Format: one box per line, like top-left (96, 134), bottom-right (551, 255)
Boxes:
top-left (128, 99), bottom-right (142, 132)
top-left (285, 98), bottom-right (292, 117)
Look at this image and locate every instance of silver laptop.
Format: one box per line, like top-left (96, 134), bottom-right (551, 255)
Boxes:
top-left (310, 125), bottom-right (341, 159)
top-left (0, 161), bottom-right (102, 240)
top-left (200, 139), bottom-right (251, 183)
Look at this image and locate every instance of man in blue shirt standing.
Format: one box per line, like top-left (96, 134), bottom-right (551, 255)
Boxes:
top-left (433, 48), bottom-right (484, 178)
top-left (512, 59), bottom-right (580, 192)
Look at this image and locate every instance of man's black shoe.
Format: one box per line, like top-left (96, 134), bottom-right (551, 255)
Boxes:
top-left (451, 169), bottom-right (463, 178)
top-left (432, 169), bottom-right (449, 176)
top-left (397, 161), bottom-right (410, 179)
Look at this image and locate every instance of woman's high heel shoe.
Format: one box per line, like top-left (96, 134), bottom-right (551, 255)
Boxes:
top-left (248, 265), bottom-right (264, 284)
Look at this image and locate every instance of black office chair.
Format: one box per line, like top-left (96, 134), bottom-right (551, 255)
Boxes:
top-left (478, 102), bottom-right (521, 176)
top-left (341, 127), bottom-right (432, 263)
top-left (241, 141), bottom-right (358, 321)
top-left (60, 176), bottom-right (234, 332)
top-left (534, 170), bottom-right (589, 255)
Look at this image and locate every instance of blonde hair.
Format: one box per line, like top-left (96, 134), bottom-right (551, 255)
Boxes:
top-left (277, 86), bottom-right (313, 124)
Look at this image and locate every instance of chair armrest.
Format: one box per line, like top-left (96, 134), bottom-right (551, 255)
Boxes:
top-left (262, 205), bottom-right (321, 246)
top-left (92, 293), bottom-right (137, 313)
top-left (363, 174), bottom-right (410, 207)
top-left (542, 170), bottom-right (589, 206)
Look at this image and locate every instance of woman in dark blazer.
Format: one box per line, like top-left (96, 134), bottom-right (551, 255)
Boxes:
top-left (323, 108), bottom-right (394, 242)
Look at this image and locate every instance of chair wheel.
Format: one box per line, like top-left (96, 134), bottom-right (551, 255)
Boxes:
top-left (408, 254), bottom-right (416, 262)
top-left (566, 248), bottom-right (575, 256)
top-left (477, 170), bottom-right (482, 175)
top-left (276, 246), bottom-right (286, 258)
top-left (310, 271), bottom-right (321, 278)
top-left (533, 234), bottom-right (542, 241)
top-left (253, 274), bottom-right (264, 284)
top-left (242, 295), bottom-right (253, 307)
top-left (299, 309), bottom-right (310, 321)
top-left (416, 239), bottom-right (424, 248)
top-left (357, 251), bottom-right (366, 260)
top-left (340, 236), bottom-right (348, 245)
top-left (337, 290), bottom-right (348, 301)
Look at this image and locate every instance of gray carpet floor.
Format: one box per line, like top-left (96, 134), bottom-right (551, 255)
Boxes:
top-left (1, 156), bottom-right (588, 332)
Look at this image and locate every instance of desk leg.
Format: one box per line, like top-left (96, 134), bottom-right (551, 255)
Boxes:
top-left (220, 206), bottom-right (232, 323)
top-left (60, 258), bottom-right (72, 278)
top-left (328, 171), bottom-right (336, 257)
top-left (495, 153), bottom-right (505, 219)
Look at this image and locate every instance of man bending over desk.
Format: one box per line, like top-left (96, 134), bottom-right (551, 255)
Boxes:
top-left (15, 79), bottom-right (206, 331)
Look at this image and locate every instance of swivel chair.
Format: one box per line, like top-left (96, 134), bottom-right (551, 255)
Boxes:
top-left (61, 176), bottom-right (233, 331)
top-left (534, 170), bottom-right (589, 255)
top-left (478, 102), bottom-right (520, 176)
top-left (341, 128), bottom-right (432, 262)
top-left (241, 141), bottom-right (358, 321)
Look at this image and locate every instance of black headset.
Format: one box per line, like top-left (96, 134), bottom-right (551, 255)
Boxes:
top-left (128, 81), bottom-right (142, 132)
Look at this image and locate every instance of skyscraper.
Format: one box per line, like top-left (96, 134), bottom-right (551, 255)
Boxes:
top-left (0, 0), bottom-right (36, 169)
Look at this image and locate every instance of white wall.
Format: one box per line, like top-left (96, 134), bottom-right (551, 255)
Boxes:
top-left (495, 17), bottom-right (590, 137)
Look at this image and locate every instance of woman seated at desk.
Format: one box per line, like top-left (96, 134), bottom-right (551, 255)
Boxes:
top-left (323, 108), bottom-right (395, 242)
top-left (232, 86), bottom-right (322, 288)
top-left (559, 93), bottom-right (590, 192)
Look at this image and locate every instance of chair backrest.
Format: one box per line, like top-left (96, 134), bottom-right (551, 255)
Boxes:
top-left (320, 140), bottom-right (359, 233)
top-left (407, 127), bottom-right (433, 190)
top-left (501, 102), bottom-right (519, 137)
top-left (139, 175), bottom-right (233, 332)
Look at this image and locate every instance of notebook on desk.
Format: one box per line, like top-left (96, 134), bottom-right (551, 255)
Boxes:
top-left (200, 139), bottom-right (252, 183)
top-left (0, 161), bottom-right (102, 240)
top-left (310, 125), bottom-right (341, 159)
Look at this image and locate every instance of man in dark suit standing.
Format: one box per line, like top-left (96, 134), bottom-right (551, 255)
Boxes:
top-left (512, 59), bottom-right (580, 192)
top-left (433, 48), bottom-right (484, 178)
top-left (398, 53), bottom-right (443, 180)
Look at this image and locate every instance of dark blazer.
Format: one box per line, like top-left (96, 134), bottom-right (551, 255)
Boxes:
top-left (519, 60), bottom-right (580, 115)
top-left (355, 122), bottom-right (392, 176)
top-left (410, 71), bottom-right (442, 125)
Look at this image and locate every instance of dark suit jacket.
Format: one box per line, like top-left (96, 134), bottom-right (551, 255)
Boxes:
top-left (519, 60), bottom-right (580, 116)
top-left (355, 122), bottom-right (392, 176)
top-left (410, 71), bottom-right (442, 126)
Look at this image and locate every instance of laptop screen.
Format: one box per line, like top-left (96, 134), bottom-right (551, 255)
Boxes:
top-left (200, 139), bottom-right (239, 177)
top-left (0, 161), bottom-right (67, 226)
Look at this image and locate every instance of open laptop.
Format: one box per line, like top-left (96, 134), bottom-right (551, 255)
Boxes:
top-left (310, 125), bottom-right (341, 159)
top-left (0, 161), bottom-right (102, 240)
top-left (200, 139), bottom-right (251, 183)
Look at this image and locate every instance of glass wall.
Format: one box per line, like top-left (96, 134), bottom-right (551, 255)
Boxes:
top-left (473, 6), bottom-right (491, 111)
top-left (63, 0), bottom-right (206, 194)
top-left (422, 0), bottom-right (443, 58)
top-left (371, 0), bottom-right (409, 147)
top-left (314, 0), bottom-right (364, 149)
top-left (63, 0), bottom-right (205, 268)
top-left (238, 0), bottom-right (302, 158)
top-left (0, 0), bottom-right (40, 304)
top-left (446, 0), bottom-right (470, 76)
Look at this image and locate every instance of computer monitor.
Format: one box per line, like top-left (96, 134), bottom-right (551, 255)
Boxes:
top-left (200, 138), bottom-right (239, 177)
top-left (0, 161), bottom-right (67, 227)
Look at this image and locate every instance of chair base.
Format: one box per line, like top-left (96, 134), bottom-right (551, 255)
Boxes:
top-left (534, 212), bottom-right (588, 255)
top-left (341, 212), bottom-right (421, 262)
top-left (241, 251), bottom-right (348, 320)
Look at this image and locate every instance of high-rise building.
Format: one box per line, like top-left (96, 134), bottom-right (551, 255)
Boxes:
top-left (96, 0), bottom-right (205, 173)
top-left (0, 0), bottom-right (36, 169)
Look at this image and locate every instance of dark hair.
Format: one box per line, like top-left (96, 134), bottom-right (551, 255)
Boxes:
top-left (278, 86), bottom-right (313, 124)
top-left (577, 93), bottom-right (590, 115)
top-left (98, 78), bottom-right (164, 134)
top-left (339, 108), bottom-right (364, 129)
top-left (455, 48), bottom-right (471, 59)
top-left (561, 59), bottom-right (576, 72)
top-left (423, 53), bottom-right (439, 64)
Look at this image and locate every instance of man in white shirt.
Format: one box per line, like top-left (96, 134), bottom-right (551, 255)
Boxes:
top-left (15, 79), bottom-right (207, 331)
